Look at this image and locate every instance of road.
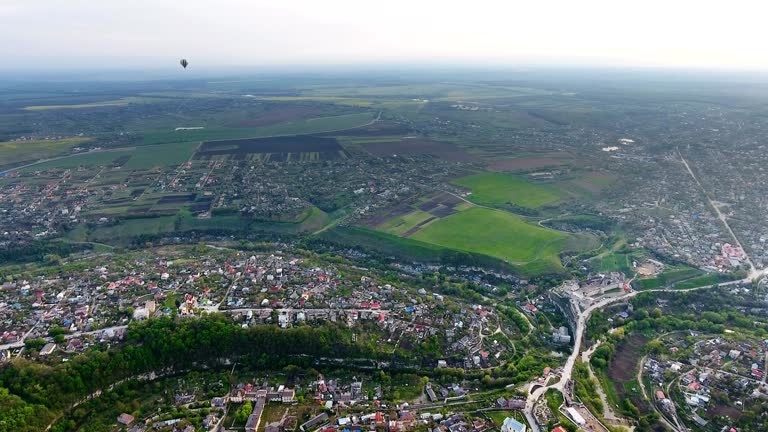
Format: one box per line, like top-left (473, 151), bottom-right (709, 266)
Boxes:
top-left (678, 150), bottom-right (765, 280)
top-left (580, 341), bottom-right (628, 426)
top-left (636, 355), bottom-right (685, 432)
top-left (5, 271), bottom-right (746, 432)
top-left (0, 147), bottom-right (138, 175)
top-left (522, 280), bottom-right (744, 432)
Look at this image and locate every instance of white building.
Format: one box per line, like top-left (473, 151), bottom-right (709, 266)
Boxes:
top-left (501, 417), bottom-right (527, 432)
top-left (566, 407), bottom-right (585, 426)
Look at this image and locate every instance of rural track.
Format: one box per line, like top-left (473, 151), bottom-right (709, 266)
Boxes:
top-left (0, 147), bottom-right (138, 175)
top-left (678, 148), bottom-right (760, 278)
top-left (637, 355), bottom-right (686, 432)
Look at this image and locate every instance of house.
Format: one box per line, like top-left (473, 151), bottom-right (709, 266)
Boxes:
top-left (66, 338), bottom-right (83, 352)
top-left (203, 414), bottom-right (219, 430)
top-left (280, 388), bottom-right (295, 403)
top-left (551, 427), bottom-right (567, 432)
top-left (40, 343), bottom-right (57, 356)
top-left (245, 414), bottom-right (261, 432)
top-left (427, 386), bottom-right (438, 402)
top-left (552, 327), bottom-right (571, 344)
top-left (565, 407), bottom-right (585, 427)
top-left (300, 413), bottom-right (329, 432)
top-left (500, 417), bottom-right (526, 432)
top-left (117, 413), bottom-right (135, 426)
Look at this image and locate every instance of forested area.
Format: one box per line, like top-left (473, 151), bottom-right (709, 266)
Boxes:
top-left (0, 241), bottom-right (87, 266)
top-left (0, 316), bottom-right (369, 432)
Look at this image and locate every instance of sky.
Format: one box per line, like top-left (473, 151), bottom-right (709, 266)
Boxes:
top-left (2, 0), bottom-right (768, 71)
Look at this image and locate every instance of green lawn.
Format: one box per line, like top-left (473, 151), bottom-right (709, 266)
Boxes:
top-left (410, 207), bottom-right (569, 265)
top-left (486, 410), bottom-right (526, 427)
top-left (453, 172), bottom-right (561, 208)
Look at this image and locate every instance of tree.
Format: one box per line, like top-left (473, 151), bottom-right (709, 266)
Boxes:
top-left (645, 340), bottom-right (663, 355)
top-left (236, 401), bottom-right (252, 424)
top-left (44, 254), bottom-right (62, 266)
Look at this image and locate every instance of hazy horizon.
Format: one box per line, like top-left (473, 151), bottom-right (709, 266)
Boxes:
top-left (3, 0), bottom-right (768, 73)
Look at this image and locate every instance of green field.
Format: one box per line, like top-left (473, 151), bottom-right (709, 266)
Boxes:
top-left (410, 207), bottom-right (569, 266)
top-left (22, 98), bottom-right (137, 110)
top-left (65, 204), bottom-right (333, 243)
top-left (673, 273), bottom-right (734, 290)
top-left (453, 172), bottom-right (561, 208)
top-left (0, 137), bottom-right (92, 168)
top-left (143, 112), bottom-right (375, 145)
top-left (122, 142), bottom-right (200, 169)
top-left (19, 141), bottom-right (203, 171)
top-left (377, 209), bottom-right (435, 235)
top-left (595, 252), bottom-right (636, 274)
top-left (22, 149), bottom-right (134, 171)
top-left (635, 266), bottom-right (703, 290)
top-left (304, 83), bottom-right (550, 100)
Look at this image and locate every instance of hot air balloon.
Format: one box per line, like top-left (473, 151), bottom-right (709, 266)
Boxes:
top-left (180, 59), bottom-right (189, 69)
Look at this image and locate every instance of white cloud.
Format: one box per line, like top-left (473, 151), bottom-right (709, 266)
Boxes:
top-left (2, 0), bottom-right (768, 70)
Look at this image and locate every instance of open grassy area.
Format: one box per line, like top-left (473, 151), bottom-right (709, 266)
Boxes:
top-left (453, 172), bottom-right (561, 208)
top-left (594, 252), bottom-right (641, 275)
top-left (485, 410), bottom-right (526, 427)
top-left (673, 273), bottom-right (736, 289)
top-left (635, 266), bottom-right (703, 290)
top-left (377, 209), bottom-right (435, 236)
top-left (143, 112), bottom-right (375, 145)
top-left (321, 226), bottom-right (446, 260)
top-left (22, 149), bottom-right (134, 171)
top-left (303, 83), bottom-right (550, 100)
top-left (20, 141), bottom-right (207, 171)
top-left (22, 98), bottom-right (137, 110)
top-left (0, 137), bottom-right (92, 168)
top-left (123, 141), bottom-right (200, 169)
top-left (65, 207), bottom-right (331, 244)
top-left (249, 96), bottom-right (374, 107)
top-left (410, 207), bottom-right (569, 265)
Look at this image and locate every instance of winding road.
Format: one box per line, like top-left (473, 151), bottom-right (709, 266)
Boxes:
top-left (522, 280), bottom-right (745, 432)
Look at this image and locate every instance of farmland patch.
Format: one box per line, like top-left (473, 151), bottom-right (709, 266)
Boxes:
top-left (453, 172), bottom-right (561, 208)
top-left (362, 138), bottom-right (477, 162)
top-left (195, 135), bottom-right (347, 160)
top-left (410, 207), bottom-right (569, 266)
top-left (607, 335), bottom-right (647, 382)
top-left (488, 157), bottom-right (570, 171)
top-left (157, 194), bottom-right (196, 204)
top-left (235, 106), bottom-right (327, 127)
